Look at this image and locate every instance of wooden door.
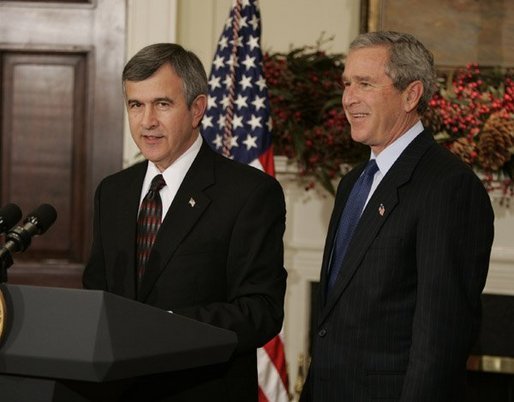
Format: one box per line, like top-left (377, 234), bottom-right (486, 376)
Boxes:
top-left (0, 0), bottom-right (126, 287)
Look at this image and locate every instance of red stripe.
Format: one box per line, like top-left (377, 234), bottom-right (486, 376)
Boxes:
top-left (263, 335), bottom-right (289, 388)
top-left (258, 385), bottom-right (270, 402)
top-left (258, 145), bottom-right (275, 176)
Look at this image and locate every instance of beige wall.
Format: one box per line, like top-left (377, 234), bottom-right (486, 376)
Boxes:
top-left (176, 0), bottom-right (361, 71)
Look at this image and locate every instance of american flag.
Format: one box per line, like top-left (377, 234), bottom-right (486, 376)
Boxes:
top-left (201, 0), bottom-right (274, 174)
top-left (201, 1), bottom-right (289, 401)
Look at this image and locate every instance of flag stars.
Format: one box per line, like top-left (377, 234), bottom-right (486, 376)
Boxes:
top-left (242, 55), bottom-right (256, 70)
top-left (202, 115), bottom-right (213, 129)
top-left (224, 17), bottom-right (232, 30)
top-left (223, 75), bottom-right (236, 90)
top-left (219, 36), bottom-right (229, 50)
top-left (228, 135), bottom-right (239, 148)
top-left (235, 94), bottom-right (248, 109)
top-left (201, 1), bottom-right (272, 167)
top-left (251, 95), bottom-right (266, 111)
top-left (217, 114), bottom-right (227, 129)
top-left (207, 95), bottom-right (217, 110)
top-left (226, 55), bottom-right (239, 69)
top-left (248, 114), bottom-right (262, 130)
top-left (239, 74), bottom-right (253, 90)
top-left (230, 36), bottom-right (243, 48)
top-left (232, 115), bottom-right (244, 130)
top-left (212, 134), bottom-right (223, 149)
top-left (212, 55), bottom-right (225, 70)
top-left (256, 75), bottom-right (267, 91)
top-left (208, 75), bottom-right (221, 91)
top-left (239, 16), bottom-right (248, 29)
top-left (249, 14), bottom-right (259, 31)
top-left (247, 35), bottom-right (259, 51)
top-left (220, 95), bottom-right (231, 109)
top-left (243, 134), bottom-right (258, 150)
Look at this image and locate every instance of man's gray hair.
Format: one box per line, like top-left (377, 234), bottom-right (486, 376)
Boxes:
top-left (349, 31), bottom-right (437, 114)
top-left (122, 43), bottom-right (208, 108)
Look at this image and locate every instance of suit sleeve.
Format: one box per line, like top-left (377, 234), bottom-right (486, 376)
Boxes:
top-left (172, 177), bottom-right (287, 354)
top-left (82, 181), bottom-right (108, 290)
top-left (400, 170), bottom-right (494, 401)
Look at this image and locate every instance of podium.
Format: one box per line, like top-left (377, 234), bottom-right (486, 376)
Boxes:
top-left (0, 284), bottom-right (237, 401)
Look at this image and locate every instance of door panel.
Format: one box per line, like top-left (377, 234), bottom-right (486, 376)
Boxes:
top-left (0, 0), bottom-right (126, 287)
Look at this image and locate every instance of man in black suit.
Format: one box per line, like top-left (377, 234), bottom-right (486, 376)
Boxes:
top-left (301, 31), bottom-right (494, 401)
top-left (83, 43), bottom-right (287, 402)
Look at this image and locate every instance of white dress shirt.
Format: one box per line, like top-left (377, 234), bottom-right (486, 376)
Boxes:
top-left (364, 120), bottom-right (424, 208)
top-left (139, 135), bottom-right (203, 221)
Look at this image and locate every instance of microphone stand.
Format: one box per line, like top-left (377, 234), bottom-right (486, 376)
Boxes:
top-left (0, 246), bottom-right (13, 283)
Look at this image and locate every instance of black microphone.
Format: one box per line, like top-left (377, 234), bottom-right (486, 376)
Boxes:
top-left (2, 204), bottom-right (57, 255)
top-left (0, 203), bottom-right (22, 234)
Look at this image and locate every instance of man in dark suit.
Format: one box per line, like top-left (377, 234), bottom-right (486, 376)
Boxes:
top-left (300, 31), bottom-right (494, 401)
top-left (83, 43), bottom-right (287, 402)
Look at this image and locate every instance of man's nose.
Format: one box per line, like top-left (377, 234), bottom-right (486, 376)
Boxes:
top-left (142, 105), bottom-right (158, 129)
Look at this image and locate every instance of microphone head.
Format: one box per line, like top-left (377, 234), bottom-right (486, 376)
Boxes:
top-left (24, 204), bottom-right (58, 234)
top-left (0, 203), bottom-right (22, 233)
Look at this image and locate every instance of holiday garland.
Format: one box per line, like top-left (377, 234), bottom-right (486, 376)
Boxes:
top-left (263, 45), bottom-right (514, 200)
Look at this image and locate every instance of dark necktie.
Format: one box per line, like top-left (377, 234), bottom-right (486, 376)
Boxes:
top-left (327, 159), bottom-right (379, 294)
top-left (136, 174), bottom-right (166, 285)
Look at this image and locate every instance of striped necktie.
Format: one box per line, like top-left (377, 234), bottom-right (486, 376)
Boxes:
top-left (136, 174), bottom-right (166, 285)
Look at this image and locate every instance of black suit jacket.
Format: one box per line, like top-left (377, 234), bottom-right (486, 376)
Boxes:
top-left (83, 142), bottom-right (287, 402)
top-left (301, 130), bottom-right (494, 402)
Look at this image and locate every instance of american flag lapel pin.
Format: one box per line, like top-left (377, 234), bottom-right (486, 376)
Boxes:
top-left (378, 203), bottom-right (385, 216)
top-left (189, 197), bottom-right (196, 208)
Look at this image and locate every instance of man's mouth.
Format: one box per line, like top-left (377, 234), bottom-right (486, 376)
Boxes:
top-left (350, 113), bottom-right (368, 119)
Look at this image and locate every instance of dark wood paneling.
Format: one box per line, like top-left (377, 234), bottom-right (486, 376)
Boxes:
top-left (2, 52), bottom-right (87, 262)
top-left (0, 0), bottom-right (126, 288)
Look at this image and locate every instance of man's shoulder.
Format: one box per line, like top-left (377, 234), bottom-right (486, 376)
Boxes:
top-left (99, 160), bottom-right (146, 188)
top-left (201, 144), bottom-right (275, 183)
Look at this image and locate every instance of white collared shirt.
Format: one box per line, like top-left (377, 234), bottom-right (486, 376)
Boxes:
top-left (139, 135), bottom-right (203, 221)
top-left (364, 120), bottom-right (424, 207)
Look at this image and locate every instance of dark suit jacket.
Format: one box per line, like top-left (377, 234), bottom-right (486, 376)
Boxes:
top-left (83, 142), bottom-right (287, 402)
top-left (301, 130), bottom-right (494, 402)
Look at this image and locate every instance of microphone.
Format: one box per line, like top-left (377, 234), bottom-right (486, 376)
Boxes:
top-left (0, 203), bottom-right (22, 234)
top-left (1, 204), bottom-right (57, 255)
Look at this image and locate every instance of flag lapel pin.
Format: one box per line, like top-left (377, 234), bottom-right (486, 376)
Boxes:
top-left (189, 197), bottom-right (196, 208)
top-left (378, 203), bottom-right (385, 216)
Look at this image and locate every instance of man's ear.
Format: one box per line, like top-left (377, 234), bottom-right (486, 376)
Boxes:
top-left (403, 80), bottom-right (423, 113)
top-left (191, 94), bottom-right (207, 129)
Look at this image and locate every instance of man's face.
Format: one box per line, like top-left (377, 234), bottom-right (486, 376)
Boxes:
top-left (342, 46), bottom-right (415, 155)
top-left (125, 63), bottom-right (206, 171)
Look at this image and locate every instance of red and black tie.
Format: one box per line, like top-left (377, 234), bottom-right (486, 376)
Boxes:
top-left (136, 174), bottom-right (166, 285)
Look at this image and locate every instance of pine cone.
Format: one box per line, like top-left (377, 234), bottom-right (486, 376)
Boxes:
top-left (448, 137), bottom-right (476, 165)
top-left (477, 112), bottom-right (514, 171)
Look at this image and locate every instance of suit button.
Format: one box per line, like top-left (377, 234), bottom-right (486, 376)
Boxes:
top-left (318, 328), bottom-right (327, 337)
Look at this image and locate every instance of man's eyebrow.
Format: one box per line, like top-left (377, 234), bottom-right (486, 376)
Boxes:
top-left (153, 97), bottom-right (173, 103)
top-left (126, 96), bottom-right (173, 104)
top-left (342, 74), bottom-right (374, 82)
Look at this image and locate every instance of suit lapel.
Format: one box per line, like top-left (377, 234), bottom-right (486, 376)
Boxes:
top-left (114, 162), bottom-right (147, 299)
top-left (318, 164), bottom-right (365, 305)
top-left (319, 130), bottom-right (436, 324)
top-left (138, 143), bottom-right (215, 302)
